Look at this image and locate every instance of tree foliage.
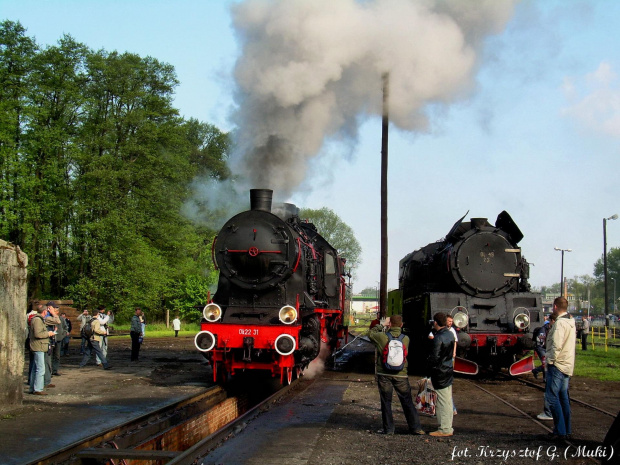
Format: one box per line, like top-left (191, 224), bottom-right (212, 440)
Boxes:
top-left (0, 21), bottom-right (230, 322)
top-left (299, 207), bottom-right (362, 274)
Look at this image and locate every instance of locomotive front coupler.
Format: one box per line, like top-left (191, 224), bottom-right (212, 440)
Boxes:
top-left (243, 337), bottom-right (254, 362)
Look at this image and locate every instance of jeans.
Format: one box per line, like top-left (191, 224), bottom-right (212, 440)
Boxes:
top-left (377, 375), bottom-right (422, 433)
top-left (96, 335), bottom-right (108, 364)
top-left (545, 364), bottom-right (571, 436)
top-left (80, 340), bottom-right (109, 368)
top-left (29, 351), bottom-right (45, 393)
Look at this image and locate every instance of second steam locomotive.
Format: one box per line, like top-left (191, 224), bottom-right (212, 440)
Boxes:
top-left (396, 211), bottom-right (543, 374)
top-left (194, 189), bottom-right (348, 384)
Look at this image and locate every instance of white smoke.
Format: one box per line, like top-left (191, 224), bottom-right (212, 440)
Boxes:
top-left (303, 340), bottom-right (331, 379)
top-left (181, 179), bottom-right (248, 230)
top-left (229, 0), bottom-right (518, 196)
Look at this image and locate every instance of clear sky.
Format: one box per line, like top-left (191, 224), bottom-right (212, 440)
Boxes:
top-left (2, 0), bottom-right (619, 293)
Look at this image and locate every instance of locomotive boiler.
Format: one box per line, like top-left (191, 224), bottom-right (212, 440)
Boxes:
top-left (194, 189), bottom-right (348, 384)
top-left (398, 211), bottom-right (543, 374)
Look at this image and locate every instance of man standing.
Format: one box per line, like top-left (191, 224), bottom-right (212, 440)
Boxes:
top-left (532, 318), bottom-right (550, 380)
top-left (580, 316), bottom-right (590, 351)
top-left (77, 309), bottom-right (91, 355)
top-left (130, 308), bottom-right (143, 361)
top-left (95, 306), bottom-right (111, 366)
top-left (172, 315), bottom-right (181, 337)
top-left (368, 315), bottom-right (425, 436)
top-left (60, 312), bottom-right (72, 356)
top-left (48, 304), bottom-right (68, 375)
top-left (428, 312), bottom-right (455, 437)
top-left (545, 297), bottom-right (575, 440)
top-left (79, 307), bottom-right (111, 370)
top-left (43, 302), bottom-right (61, 388)
top-left (29, 304), bottom-right (55, 395)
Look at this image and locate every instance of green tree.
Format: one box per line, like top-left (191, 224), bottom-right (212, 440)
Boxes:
top-left (0, 26), bottom-right (231, 322)
top-left (299, 207), bottom-right (362, 274)
top-left (594, 247), bottom-right (620, 312)
top-left (0, 21), bottom-right (36, 244)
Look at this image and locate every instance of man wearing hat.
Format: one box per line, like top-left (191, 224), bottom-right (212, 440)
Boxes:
top-left (43, 302), bottom-right (62, 388)
top-left (79, 307), bottom-right (112, 370)
top-left (46, 302), bottom-right (68, 376)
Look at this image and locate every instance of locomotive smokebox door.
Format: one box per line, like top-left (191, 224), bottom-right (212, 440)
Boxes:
top-left (452, 229), bottom-right (520, 298)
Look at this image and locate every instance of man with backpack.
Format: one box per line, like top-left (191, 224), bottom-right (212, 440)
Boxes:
top-left (79, 307), bottom-right (111, 369)
top-left (427, 312), bottom-right (455, 437)
top-left (368, 315), bottom-right (425, 436)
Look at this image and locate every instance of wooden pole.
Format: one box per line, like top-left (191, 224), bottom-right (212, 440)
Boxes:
top-left (380, 73), bottom-right (389, 318)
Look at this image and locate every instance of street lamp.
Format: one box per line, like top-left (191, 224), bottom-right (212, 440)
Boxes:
top-left (604, 214), bottom-right (618, 327)
top-left (554, 247), bottom-right (572, 298)
top-left (612, 277), bottom-right (617, 313)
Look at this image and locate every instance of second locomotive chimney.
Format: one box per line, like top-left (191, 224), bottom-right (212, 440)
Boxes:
top-left (250, 189), bottom-right (273, 212)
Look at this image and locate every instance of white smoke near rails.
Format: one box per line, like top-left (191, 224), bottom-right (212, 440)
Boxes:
top-left (302, 340), bottom-right (332, 379)
top-left (228, 0), bottom-right (518, 196)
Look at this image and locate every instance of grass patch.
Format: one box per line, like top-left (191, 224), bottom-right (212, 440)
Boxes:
top-left (574, 346), bottom-right (620, 381)
top-left (109, 322), bottom-right (201, 339)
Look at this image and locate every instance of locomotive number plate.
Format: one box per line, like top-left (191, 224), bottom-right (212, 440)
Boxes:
top-left (238, 329), bottom-right (260, 336)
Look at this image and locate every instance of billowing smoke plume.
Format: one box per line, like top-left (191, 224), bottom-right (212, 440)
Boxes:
top-left (229, 0), bottom-right (517, 196)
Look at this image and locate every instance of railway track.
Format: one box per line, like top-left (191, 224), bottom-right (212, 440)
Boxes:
top-left (500, 373), bottom-right (617, 418)
top-left (466, 376), bottom-right (617, 463)
top-left (28, 378), bottom-right (301, 465)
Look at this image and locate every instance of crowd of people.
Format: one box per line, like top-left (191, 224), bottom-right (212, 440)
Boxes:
top-left (24, 303), bottom-right (151, 395)
top-left (367, 296), bottom-right (579, 442)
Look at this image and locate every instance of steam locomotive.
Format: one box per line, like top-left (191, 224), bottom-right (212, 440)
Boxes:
top-left (194, 189), bottom-right (348, 384)
top-left (396, 211), bottom-right (543, 375)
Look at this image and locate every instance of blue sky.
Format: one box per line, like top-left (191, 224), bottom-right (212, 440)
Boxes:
top-left (2, 0), bottom-right (619, 293)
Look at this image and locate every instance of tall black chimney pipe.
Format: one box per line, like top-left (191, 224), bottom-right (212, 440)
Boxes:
top-left (250, 189), bottom-right (273, 212)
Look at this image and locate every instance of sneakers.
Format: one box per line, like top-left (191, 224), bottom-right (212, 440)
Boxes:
top-left (411, 429), bottom-right (426, 435)
top-left (429, 430), bottom-right (453, 437)
top-left (537, 413), bottom-right (553, 421)
top-left (33, 391), bottom-right (48, 396)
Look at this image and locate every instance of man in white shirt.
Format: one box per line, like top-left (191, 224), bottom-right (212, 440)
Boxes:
top-left (172, 315), bottom-right (181, 337)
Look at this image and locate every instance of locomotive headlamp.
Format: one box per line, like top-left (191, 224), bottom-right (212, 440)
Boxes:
top-left (203, 303), bottom-right (222, 322)
top-left (275, 334), bottom-right (296, 355)
top-left (194, 330), bottom-right (216, 352)
top-left (514, 312), bottom-right (530, 330)
top-left (279, 305), bottom-right (298, 324)
top-left (453, 312), bottom-right (469, 329)
top-left (452, 306), bottom-right (469, 329)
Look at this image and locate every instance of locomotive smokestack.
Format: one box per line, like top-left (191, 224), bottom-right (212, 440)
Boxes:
top-left (250, 189), bottom-right (273, 212)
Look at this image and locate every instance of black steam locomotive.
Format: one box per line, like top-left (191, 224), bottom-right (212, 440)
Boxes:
top-left (397, 211), bottom-right (542, 374)
top-left (194, 189), bottom-right (348, 384)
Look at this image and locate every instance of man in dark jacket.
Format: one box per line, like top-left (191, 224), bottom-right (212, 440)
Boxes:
top-left (130, 308), bottom-right (143, 361)
top-left (428, 312), bottom-right (454, 437)
top-left (368, 315), bottom-right (425, 436)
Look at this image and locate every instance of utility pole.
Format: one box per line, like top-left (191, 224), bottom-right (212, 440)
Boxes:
top-left (379, 72), bottom-right (389, 318)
